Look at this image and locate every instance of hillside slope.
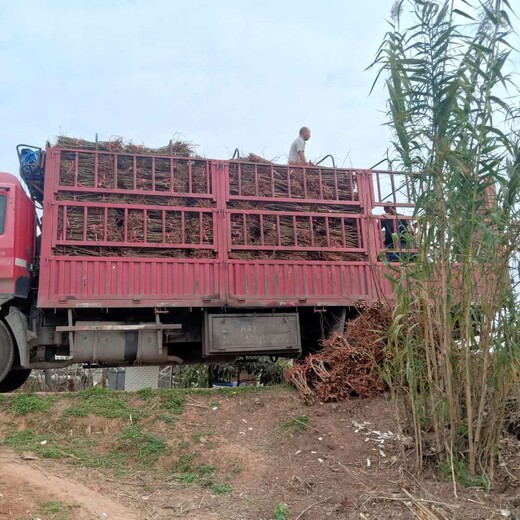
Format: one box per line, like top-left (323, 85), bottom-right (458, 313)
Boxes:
top-left (0, 387), bottom-right (518, 520)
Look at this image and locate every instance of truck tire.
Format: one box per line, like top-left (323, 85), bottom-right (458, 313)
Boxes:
top-left (0, 320), bottom-right (15, 384)
top-left (0, 369), bottom-right (31, 393)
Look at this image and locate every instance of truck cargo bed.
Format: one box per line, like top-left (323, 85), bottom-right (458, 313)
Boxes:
top-left (38, 146), bottom-right (394, 308)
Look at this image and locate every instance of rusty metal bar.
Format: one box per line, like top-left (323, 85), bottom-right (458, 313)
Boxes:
top-left (162, 210), bottom-right (166, 242)
top-left (56, 323), bottom-right (182, 332)
top-left (188, 160), bottom-right (193, 193)
top-left (151, 157), bottom-right (156, 191)
top-left (83, 207), bottom-right (87, 241)
top-left (63, 206), bottom-right (68, 240)
top-left (74, 152), bottom-right (79, 187)
top-left (124, 208), bottom-right (128, 242)
top-left (114, 154), bottom-right (118, 189)
top-left (104, 207), bottom-right (108, 241)
top-left (143, 209), bottom-right (147, 243)
top-left (170, 158), bottom-right (174, 193)
top-left (94, 152), bottom-right (99, 188)
top-left (325, 217), bottom-right (330, 246)
top-left (133, 156), bottom-right (137, 190)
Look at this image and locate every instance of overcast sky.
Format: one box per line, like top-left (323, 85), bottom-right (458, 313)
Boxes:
top-left (0, 1), bottom-right (518, 179)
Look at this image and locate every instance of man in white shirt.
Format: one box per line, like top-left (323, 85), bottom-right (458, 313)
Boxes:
top-left (288, 127), bottom-right (311, 165)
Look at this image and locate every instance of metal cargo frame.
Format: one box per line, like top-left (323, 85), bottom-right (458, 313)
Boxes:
top-left (38, 147), bottom-right (405, 309)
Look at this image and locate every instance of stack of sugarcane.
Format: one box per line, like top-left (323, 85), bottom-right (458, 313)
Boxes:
top-left (227, 154), bottom-right (363, 261)
top-left (52, 137), bottom-right (363, 261)
top-left (54, 136), bottom-right (216, 258)
top-left (57, 136), bottom-right (206, 193)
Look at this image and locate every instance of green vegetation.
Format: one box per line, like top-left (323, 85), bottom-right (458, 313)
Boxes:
top-left (10, 394), bottom-right (54, 416)
top-left (114, 425), bottom-right (169, 466)
top-left (211, 482), bottom-right (231, 495)
top-left (36, 501), bottom-right (75, 520)
top-left (280, 415), bottom-right (309, 433)
top-left (158, 391), bottom-right (185, 414)
top-left (2, 428), bottom-right (107, 466)
top-left (440, 460), bottom-right (490, 490)
top-left (158, 413), bottom-right (175, 426)
top-left (170, 446), bottom-right (230, 493)
top-left (0, 386), bottom-right (284, 489)
top-left (3, 428), bottom-right (45, 449)
top-left (192, 429), bottom-right (214, 444)
top-left (372, 0), bottom-right (520, 483)
top-left (63, 386), bottom-right (145, 420)
top-left (273, 502), bottom-right (292, 520)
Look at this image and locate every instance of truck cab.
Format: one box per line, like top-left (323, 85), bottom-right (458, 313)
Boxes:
top-left (0, 173), bottom-right (36, 303)
top-left (0, 172), bottom-right (36, 391)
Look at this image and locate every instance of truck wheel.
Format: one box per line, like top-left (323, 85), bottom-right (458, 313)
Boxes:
top-left (0, 369), bottom-right (31, 393)
top-left (0, 320), bottom-right (15, 384)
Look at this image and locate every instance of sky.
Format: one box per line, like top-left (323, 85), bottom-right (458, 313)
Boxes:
top-left (0, 1), bottom-right (518, 180)
top-left (0, 1), bottom-right (397, 176)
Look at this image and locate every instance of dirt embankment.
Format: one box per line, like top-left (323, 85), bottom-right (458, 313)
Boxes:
top-left (0, 387), bottom-right (519, 520)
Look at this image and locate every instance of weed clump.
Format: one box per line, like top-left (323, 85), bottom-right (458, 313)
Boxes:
top-left (63, 386), bottom-right (144, 420)
top-left (280, 415), bottom-right (309, 433)
top-left (10, 394), bottom-right (55, 416)
top-left (114, 425), bottom-right (169, 466)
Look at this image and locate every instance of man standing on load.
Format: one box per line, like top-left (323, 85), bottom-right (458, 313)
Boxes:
top-left (288, 127), bottom-right (312, 165)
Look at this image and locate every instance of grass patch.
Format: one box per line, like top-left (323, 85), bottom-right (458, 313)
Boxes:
top-left (198, 464), bottom-right (216, 477)
top-left (181, 385), bottom-right (273, 397)
top-left (158, 413), bottom-right (175, 426)
top-left (2, 428), bottom-right (45, 448)
top-left (171, 452), bottom-right (223, 490)
top-left (280, 415), bottom-right (309, 433)
top-left (211, 482), bottom-right (231, 495)
top-left (440, 460), bottom-right (490, 489)
top-left (273, 501), bottom-right (291, 520)
top-left (2, 428), bottom-right (106, 465)
top-left (63, 386), bottom-right (144, 420)
top-left (136, 387), bottom-right (155, 400)
top-left (158, 391), bottom-right (185, 414)
top-left (10, 394), bottom-right (55, 416)
top-left (36, 500), bottom-right (76, 520)
top-left (114, 425), bottom-right (169, 466)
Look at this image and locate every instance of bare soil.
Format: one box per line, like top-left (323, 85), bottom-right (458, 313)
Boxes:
top-left (0, 387), bottom-right (519, 520)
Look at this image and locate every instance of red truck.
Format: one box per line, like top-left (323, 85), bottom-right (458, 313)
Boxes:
top-left (0, 140), bottom-right (412, 391)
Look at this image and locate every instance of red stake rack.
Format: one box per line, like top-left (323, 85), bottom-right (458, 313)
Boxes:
top-left (38, 146), bottom-right (412, 309)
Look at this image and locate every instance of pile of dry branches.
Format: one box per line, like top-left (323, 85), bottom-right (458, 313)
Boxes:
top-left (287, 303), bottom-right (393, 403)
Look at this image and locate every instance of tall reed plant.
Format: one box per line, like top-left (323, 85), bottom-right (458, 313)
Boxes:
top-left (371, 0), bottom-right (520, 485)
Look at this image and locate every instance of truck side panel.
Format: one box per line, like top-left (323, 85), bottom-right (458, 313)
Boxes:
top-left (37, 147), bottom-right (394, 308)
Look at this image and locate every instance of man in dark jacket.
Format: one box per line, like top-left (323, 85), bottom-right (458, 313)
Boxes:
top-left (381, 205), bottom-right (413, 261)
